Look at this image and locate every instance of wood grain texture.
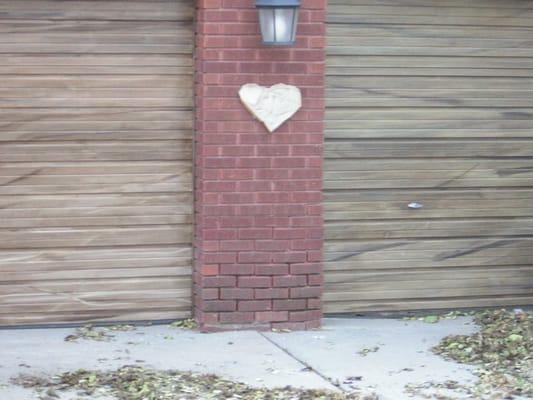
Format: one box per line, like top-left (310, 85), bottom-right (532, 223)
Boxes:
top-left (325, 0), bottom-right (533, 313)
top-left (0, 0), bottom-right (193, 326)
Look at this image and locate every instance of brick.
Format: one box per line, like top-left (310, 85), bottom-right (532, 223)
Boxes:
top-left (219, 312), bottom-right (255, 324)
top-left (202, 288), bottom-right (220, 300)
top-left (220, 240), bottom-right (254, 251)
top-left (256, 311), bottom-right (288, 323)
top-left (204, 181), bottom-right (236, 192)
top-left (255, 288), bottom-right (289, 299)
top-left (274, 181), bottom-right (308, 191)
top-left (292, 239), bottom-right (322, 250)
top-left (238, 252), bottom-right (271, 263)
top-left (305, 228), bottom-right (323, 239)
top-left (239, 134), bottom-right (270, 145)
top-left (220, 264), bottom-right (255, 275)
top-left (220, 170), bottom-right (254, 181)
top-left (202, 276), bottom-right (236, 288)
top-left (257, 145), bottom-right (290, 156)
top-left (308, 274), bottom-right (323, 286)
top-left (237, 204), bottom-right (272, 216)
top-left (204, 205), bottom-right (235, 216)
top-left (203, 253), bottom-right (237, 264)
top-left (237, 157), bottom-right (271, 168)
top-left (239, 62), bottom-right (273, 73)
top-left (273, 299), bottom-right (307, 311)
top-left (273, 228), bottom-right (307, 240)
top-left (272, 157), bottom-right (306, 168)
top-left (220, 145), bottom-right (255, 156)
top-left (307, 250), bottom-right (323, 262)
top-left (201, 265), bottom-right (219, 276)
top-left (289, 263), bottom-right (322, 275)
top-left (289, 310), bottom-right (322, 322)
top-left (255, 264), bottom-right (289, 275)
top-left (256, 192), bottom-right (291, 203)
top-left (238, 300), bottom-right (271, 312)
top-left (219, 216), bottom-right (253, 228)
top-left (237, 181), bottom-right (271, 192)
top-left (204, 229), bottom-right (237, 240)
top-left (221, 192), bottom-right (255, 203)
top-left (291, 217), bottom-right (323, 227)
top-left (195, 310), bottom-right (219, 325)
top-left (255, 216), bottom-right (290, 227)
top-left (220, 288), bottom-right (254, 300)
top-left (238, 276), bottom-right (271, 288)
top-left (272, 252), bottom-right (307, 263)
top-left (255, 169), bottom-right (290, 180)
top-left (203, 300), bottom-right (236, 312)
top-left (272, 204), bottom-right (306, 216)
top-left (305, 319), bottom-right (322, 329)
top-left (273, 275), bottom-right (307, 287)
top-left (290, 286), bottom-right (322, 299)
top-left (255, 241), bottom-right (290, 252)
top-left (238, 228), bottom-right (272, 239)
top-left (307, 298), bottom-right (321, 309)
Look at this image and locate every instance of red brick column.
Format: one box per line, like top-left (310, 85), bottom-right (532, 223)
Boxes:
top-left (193, 0), bottom-right (325, 330)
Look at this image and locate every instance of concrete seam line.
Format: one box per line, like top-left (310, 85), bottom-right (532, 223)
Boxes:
top-left (258, 332), bottom-right (344, 392)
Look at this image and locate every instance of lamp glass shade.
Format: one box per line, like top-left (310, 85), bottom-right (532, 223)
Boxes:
top-left (258, 6), bottom-right (299, 45)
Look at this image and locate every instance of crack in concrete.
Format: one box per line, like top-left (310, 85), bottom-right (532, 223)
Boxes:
top-left (258, 332), bottom-right (343, 392)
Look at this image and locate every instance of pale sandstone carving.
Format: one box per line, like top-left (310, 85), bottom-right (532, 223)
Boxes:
top-left (238, 83), bottom-right (302, 132)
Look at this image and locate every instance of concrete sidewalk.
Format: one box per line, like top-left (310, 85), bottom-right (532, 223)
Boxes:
top-left (0, 317), bottom-right (478, 399)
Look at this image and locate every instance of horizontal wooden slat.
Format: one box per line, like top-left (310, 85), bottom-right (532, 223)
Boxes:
top-left (0, 176), bottom-right (192, 195)
top-left (326, 108), bottom-right (533, 120)
top-left (327, 25), bottom-right (533, 40)
top-left (324, 296), bottom-right (533, 314)
top-left (327, 68), bottom-right (533, 78)
top-left (0, 108), bottom-right (192, 121)
top-left (327, 4), bottom-right (533, 17)
top-left (0, 54), bottom-right (192, 66)
top-left (327, 77), bottom-right (533, 90)
top-left (0, 226), bottom-right (192, 249)
top-left (0, 309), bottom-right (190, 327)
top-left (325, 129), bottom-right (533, 139)
top-left (328, 36), bottom-right (533, 49)
top-left (325, 237), bottom-right (533, 268)
top-left (0, 246), bottom-right (192, 267)
top-left (0, 140), bottom-right (192, 162)
top-left (0, 277), bottom-right (191, 296)
top-left (0, 76), bottom-right (191, 88)
top-left (0, 161), bottom-right (192, 175)
top-left (327, 218), bottom-right (533, 240)
top-left (326, 140), bottom-right (533, 159)
top-left (327, 14), bottom-right (533, 28)
top-left (0, 43), bottom-right (192, 53)
top-left (0, 192), bottom-right (192, 208)
top-left (328, 0), bottom-right (532, 9)
top-left (0, 1), bottom-right (193, 21)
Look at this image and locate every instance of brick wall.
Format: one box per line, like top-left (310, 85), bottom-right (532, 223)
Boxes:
top-left (194, 0), bottom-right (326, 330)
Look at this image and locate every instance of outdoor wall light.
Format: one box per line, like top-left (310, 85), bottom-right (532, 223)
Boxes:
top-left (256, 0), bottom-right (300, 46)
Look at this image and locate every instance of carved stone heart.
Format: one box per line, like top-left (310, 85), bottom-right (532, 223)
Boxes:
top-left (239, 83), bottom-right (302, 132)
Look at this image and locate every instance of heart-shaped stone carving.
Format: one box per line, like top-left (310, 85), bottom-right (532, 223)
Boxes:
top-left (239, 83), bottom-right (301, 132)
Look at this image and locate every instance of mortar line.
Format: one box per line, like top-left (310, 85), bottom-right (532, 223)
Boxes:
top-left (258, 331), bottom-right (345, 392)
